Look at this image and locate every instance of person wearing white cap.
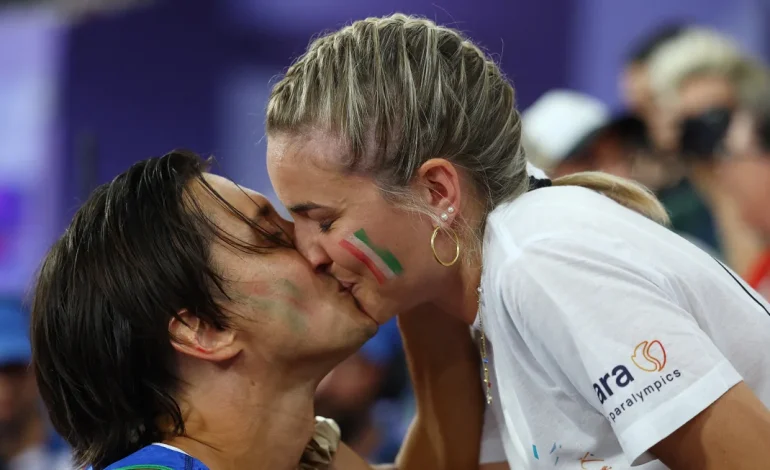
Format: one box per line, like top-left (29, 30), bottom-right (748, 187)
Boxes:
top-left (521, 90), bottom-right (654, 183)
top-left (521, 90), bottom-right (611, 171)
top-left (522, 89), bottom-right (722, 256)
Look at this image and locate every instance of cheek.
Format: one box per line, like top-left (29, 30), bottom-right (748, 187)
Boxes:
top-left (725, 162), bottom-right (767, 211)
top-left (720, 162), bottom-right (743, 189)
top-left (332, 227), bottom-right (411, 284)
top-left (327, 238), bottom-right (363, 271)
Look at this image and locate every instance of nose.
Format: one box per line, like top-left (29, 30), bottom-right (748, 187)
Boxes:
top-left (294, 227), bottom-right (333, 273)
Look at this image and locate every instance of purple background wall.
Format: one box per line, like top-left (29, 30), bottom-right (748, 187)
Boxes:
top-left (1, 0), bottom-right (767, 295)
top-left (61, 0), bottom-right (573, 210)
top-left (0, 7), bottom-right (63, 295)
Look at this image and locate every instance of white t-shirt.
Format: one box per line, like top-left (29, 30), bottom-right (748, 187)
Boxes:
top-left (475, 185), bottom-right (770, 469)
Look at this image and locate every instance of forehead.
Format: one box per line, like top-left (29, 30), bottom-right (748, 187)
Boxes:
top-left (267, 129), bottom-right (351, 171)
top-left (266, 131), bottom-right (376, 204)
top-left (198, 173), bottom-right (271, 213)
top-left (677, 75), bottom-right (735, 117)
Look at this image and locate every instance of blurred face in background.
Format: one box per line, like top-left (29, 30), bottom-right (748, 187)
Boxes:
top-left (553, 135), bottom-right (632, 180)
top-left (656, 74), bottom-right (736, 156)
top-left (677, 75), bottom-right (736, 121)
top-left (722, 111), bottom-right (770, 235)
top-left (553, 125), bottom-right (669, 191)
top-left (623, 62), bottom-right (679, 153)
top-left (0, 362), bottom-right (38, 436)
top-left (622, 63), bottom-right (654, 121)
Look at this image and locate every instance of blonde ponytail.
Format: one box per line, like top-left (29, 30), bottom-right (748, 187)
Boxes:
top-left (552, 172), bottom-right (670, 225)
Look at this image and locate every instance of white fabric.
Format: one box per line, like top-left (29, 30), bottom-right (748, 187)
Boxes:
top-left (152, 443), bottom-right (189, 455)
top-left (522, 90), bottom-right (609, 164)
top-left (475, 185), bottom-right (770, 468)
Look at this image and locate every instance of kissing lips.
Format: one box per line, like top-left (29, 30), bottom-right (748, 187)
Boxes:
top-left (336, 280), bottom-right (370, 318)
top-left (337, 280), bottom-right (355, 292)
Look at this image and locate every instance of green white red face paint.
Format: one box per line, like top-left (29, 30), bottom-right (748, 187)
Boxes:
top-left (233, 279), bottom-right (309, 334)
top-left (339, 229), bottom-right (403, 284)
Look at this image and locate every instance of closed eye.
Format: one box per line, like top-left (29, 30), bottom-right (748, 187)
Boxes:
top-left (319, 219), bottom-right (335, 233)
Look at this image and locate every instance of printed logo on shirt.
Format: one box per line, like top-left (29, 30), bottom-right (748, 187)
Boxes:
top-left (579, 452), bottom-right (612, 469)
top-left (630, 340), bottom-right (666, 372)
top-left (592, 340), bottom-right (682, 423)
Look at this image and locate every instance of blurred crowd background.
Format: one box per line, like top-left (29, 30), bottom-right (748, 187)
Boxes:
top-left (2, 0), bottom-right (770, 468)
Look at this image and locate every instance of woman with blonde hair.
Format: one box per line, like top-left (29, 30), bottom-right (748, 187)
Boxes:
top-left (265, 14), bottom-right (770, 469)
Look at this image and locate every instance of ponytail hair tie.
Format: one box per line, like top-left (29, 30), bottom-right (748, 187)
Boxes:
top-left (528, 176), bottom-right (553, 191)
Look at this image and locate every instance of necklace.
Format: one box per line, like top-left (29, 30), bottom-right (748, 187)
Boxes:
top-left (477, 286), bottom-right (493, 404)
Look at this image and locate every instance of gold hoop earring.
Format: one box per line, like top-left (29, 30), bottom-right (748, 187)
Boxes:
top-left (431, 226), bottom-right (460, 267)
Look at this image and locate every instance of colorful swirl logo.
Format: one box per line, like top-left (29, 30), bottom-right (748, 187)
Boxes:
top-left (631, 340), bottom-right (667, 372)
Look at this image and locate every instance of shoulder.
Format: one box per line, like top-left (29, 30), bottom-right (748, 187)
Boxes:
top-left (485, 186), bottom-right (642, 255)
top-left (483, 230), bottom-right (682, 344)
top-left (485, 212), bottom-right (664, 290)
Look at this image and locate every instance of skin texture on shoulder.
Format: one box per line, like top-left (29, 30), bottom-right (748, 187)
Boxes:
top-left (651, 382), bottom-right (770, 469)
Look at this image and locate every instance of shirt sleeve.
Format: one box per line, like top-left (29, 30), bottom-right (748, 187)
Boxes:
top-left (479, 401), bottom-right (507, 464)
top-left (501, 234), bottom-right (742, 465)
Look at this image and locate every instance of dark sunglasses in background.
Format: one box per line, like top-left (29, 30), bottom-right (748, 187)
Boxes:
top-left (680, 107), bottom-right (733, 160)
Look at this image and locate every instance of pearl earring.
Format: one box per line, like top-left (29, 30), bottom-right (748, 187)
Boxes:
top-left (440, 213), bottom-right (449, 221)
top-left (447, 206), bottom-right (455, 214)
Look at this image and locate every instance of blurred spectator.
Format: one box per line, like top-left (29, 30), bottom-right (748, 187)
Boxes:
top-left (0, 301), bottom-right (70, 470)
top-left (620, 24), bottom-right (727, 255)
top-left (648, 27), bottom-right (766, 273)
top-left (650, 28), bottom-right (752, 155)
top-left (722, 63), bottom-right (770, 297)
top-left (524, 90), bottom-right (658, 181)
top-left (314, 318), bottom-right (411, 463)
top-left (621, 23), bottom-right (688, 136)
top-left (522, 90), bottom-right (612, 175)
top-left (522, 90), bottom-right (719, 254)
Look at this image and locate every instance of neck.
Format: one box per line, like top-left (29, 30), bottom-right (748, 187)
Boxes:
top-left (0, 412), bottom-right (45, 462)
top-left (166, 364), bottom-right (320, 470)
top-left (431, 260), bottom-right (482, 326)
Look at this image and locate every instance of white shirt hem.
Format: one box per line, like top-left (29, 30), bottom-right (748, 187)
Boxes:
top-left (620, 360), bottom-right (742, 465)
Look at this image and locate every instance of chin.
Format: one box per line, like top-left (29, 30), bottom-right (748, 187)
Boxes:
top-left (352, 289), bottom-right (394, 324)
top-left (339, 315), bottom-right (378, 343)
top-left (321, 330), bottom-right (375, 364)
top-left (347, 313), bottom-right (379, 340)
top-left (363, 292), bottom-right (406, 325)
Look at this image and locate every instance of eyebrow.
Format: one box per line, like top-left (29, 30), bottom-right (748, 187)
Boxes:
top-left (288, 202), bottom-right (327, 214)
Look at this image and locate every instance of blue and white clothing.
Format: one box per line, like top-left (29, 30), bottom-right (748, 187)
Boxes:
top-left (103, 444), bottom-right (208, 470)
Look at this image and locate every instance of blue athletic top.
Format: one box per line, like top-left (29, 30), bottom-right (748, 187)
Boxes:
top-left (102, 444), bottom-right (209, 470)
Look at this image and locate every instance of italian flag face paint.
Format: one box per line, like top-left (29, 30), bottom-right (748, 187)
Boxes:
top-left (339, 229), bottom-right (404, 284)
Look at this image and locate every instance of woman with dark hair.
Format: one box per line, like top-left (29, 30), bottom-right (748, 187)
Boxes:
top-left (31, 150), bottom-right (483, 470)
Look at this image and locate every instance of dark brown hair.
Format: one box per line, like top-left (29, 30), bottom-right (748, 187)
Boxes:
top-left (31, 150), bottom-right (290, 469)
